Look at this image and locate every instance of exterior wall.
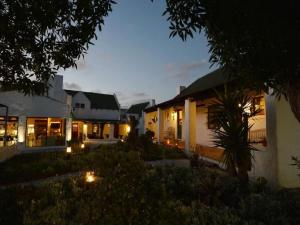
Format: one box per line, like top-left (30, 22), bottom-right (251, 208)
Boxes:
top-left (0, 76), bottom-right (71, 151)
top-left (144, 111), bottom-right (158, 139)
top-left (119, 124), bottom-right (129, 138)
top-left (162, 107), bottom-right (177, 140)
top-left (127, 113), bottom-right (144, 135)
top-left (71, 92), bottom-right (120, 121)
top-left (276, 98), bottom-right (300, 188)
top-left (196, 106), bottom-right (214, 147)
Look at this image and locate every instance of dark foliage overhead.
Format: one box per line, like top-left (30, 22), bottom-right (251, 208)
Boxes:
top-left (0, 0), bottom-right (115, 95)
top-left (162, 0), bottom-right (300, 122)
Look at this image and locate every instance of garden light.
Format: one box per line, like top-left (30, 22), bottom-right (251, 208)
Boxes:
top-left (66, 146), bottom-right (72, 153)
top-left (85, 171), bottom-right (96, 183)
top-left (81, 143), bottom-right (85, 149)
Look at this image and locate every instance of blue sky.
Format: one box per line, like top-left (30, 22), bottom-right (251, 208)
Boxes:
top-left (61, 0), bottom-right (215, 108)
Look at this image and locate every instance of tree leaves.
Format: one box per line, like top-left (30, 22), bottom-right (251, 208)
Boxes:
top-left (0, 0), bottom-right (115, 95)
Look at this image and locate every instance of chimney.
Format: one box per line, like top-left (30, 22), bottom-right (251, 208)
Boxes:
top-left (177, 86), bottom-right (186, 95)
top-left (151, 99), bottom-right (156, 106)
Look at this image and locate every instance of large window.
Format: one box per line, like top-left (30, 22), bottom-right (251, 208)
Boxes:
top-left (0, 116), bottom-right (18, 147)
top-left (26, 118), bottom-right (65, 147)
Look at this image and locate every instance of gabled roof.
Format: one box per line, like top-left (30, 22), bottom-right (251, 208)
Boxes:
top-left (145, 68), bottom-right (229, 112)
top-left (127, 102), bottom-right (150, 116)
top-left (65, 90), bottom-right (119, 110)
top-left (176, 68), bottom-right (228, 99)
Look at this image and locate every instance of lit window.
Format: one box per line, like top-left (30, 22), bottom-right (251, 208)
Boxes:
top-left (251, 96), bottom-right (265, 115)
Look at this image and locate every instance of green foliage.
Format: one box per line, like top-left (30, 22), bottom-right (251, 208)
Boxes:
top-left (0, 149), bottom-right (299, 225)
top-left (0, 0), bottom-right (115, 94)
top-left (209, 86), bottom-right (259, 184)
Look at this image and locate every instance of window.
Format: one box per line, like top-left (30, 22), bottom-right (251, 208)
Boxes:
top-left (207, 106), bottom-right (219, 130)
top-left (0, 116), bottom-right (18, 147)
top-left (251, 96), bottom-right (265, 115)
top-left (75, 103), bottom-right (85, 109)
top-left (26, 117), bottom-right (66, 147)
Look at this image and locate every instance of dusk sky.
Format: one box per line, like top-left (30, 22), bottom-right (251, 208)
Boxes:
top-left (61, 0), bottom-right (216, 108)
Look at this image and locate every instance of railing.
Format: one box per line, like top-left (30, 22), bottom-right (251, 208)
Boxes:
top-left (249, 129), bottom-right (267, 145)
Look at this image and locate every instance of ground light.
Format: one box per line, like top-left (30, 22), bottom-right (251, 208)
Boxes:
top-left (81, 143), bottom-right (85, 149)
top-left (85, 171), bottom-right (96, 183)
top-left (66, 146), bottom-right (72, 153)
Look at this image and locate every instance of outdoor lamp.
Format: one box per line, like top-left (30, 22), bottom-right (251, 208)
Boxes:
top-left (66, 146), bottom-right (72, 153)
top-left (85, 171), bottom-right (96, 183)
top-left (81, 143), bottom-right (85, 149)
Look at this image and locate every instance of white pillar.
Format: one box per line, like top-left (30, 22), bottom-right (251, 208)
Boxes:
top-left (157, 108), bottom-right (163, 143)
top-left (65, 118), bottom-right (72, 142)
top-left (17, 115), bottom-right (26, 150)
top-left (109, 124), bottom-right (115, 139)
top-left (184, 99), bottom-right (190, 153)
top-left (83, 123), bottom-right (88, 141)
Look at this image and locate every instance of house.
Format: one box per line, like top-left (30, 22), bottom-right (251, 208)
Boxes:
top-left (126, 100), bottom-right (155, 135)
top-left (0, 75), bottom-right (72, 156)
top-left (0, 75), bottom-right (131, 160)
top-left (144, 69), bottom-right (300, 188)
top-left (64, 90), bottom-right (125, 142)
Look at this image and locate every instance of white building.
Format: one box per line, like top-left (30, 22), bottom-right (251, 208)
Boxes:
top-left (65, 90), bottom-right (122, 141)
top-left (145, 69), bottom-right (300, 188)
top-left (126, 101), bottom-right (155, 135)
top-left (0, 76), bottom-right (130, 160)
top-left (0, 76), bottom-right (71, 153)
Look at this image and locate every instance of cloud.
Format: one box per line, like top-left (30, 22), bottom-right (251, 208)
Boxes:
top-left (166, 60), bottom-right (208, 80)
top-left (75, 58), bottom-right (88, 71)
top-left (64, 82), bottom-right (82, 91)
top-left (115, 91), bottom-right (150, 108)
top-left (97, 52), bottom-right (112, 63)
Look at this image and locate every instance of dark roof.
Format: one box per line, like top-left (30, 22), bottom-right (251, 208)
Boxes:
top-left (127, 102), bottom-right (150, 116)
top-left (65, 90), bottom-right (119, 110)
top-left (145, 68), bottom-right (229, 112)
top-left (65, 90), bottom-right (78, 96)
top-left (176, 68), bottom-right (228, 99)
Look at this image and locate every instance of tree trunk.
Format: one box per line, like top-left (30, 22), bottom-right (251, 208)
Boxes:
top-left (287, 80), bottom-right (300, 123)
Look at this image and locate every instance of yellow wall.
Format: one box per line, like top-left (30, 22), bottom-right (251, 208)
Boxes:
top-left (276, 99), bottom-right (300, 188)
top-left (189, 101), bottom-right (197, 149)
top-left (119, 124), bottom-right (129, 138)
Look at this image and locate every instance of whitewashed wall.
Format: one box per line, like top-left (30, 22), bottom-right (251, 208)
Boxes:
top-left (0, 76), bottom-right (71, 151)
top-left (71, 92), bottom-right (120, 121)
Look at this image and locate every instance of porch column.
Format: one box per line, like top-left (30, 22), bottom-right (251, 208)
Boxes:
top-left (109, 124), bottom-right (115, 139)
top-left (184, 99), bottom-right (196, 154)
top-left (157, 107), bottom-right (163, 143)
top-left (83, 123), bottom-right (88, 141)
top-left (65, 118), bottom-right (72, 142)
top-left (17, 115), bottom-right (26, 150)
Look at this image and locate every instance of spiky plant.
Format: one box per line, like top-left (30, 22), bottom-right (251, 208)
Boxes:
top-left (209, 86), bottom-right (260, 184)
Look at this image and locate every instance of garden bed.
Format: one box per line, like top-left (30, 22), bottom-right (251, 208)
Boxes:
top-left (0, 148), bottom-right (299, 225)
top-left (0, 140), bottom-right (187, 186)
